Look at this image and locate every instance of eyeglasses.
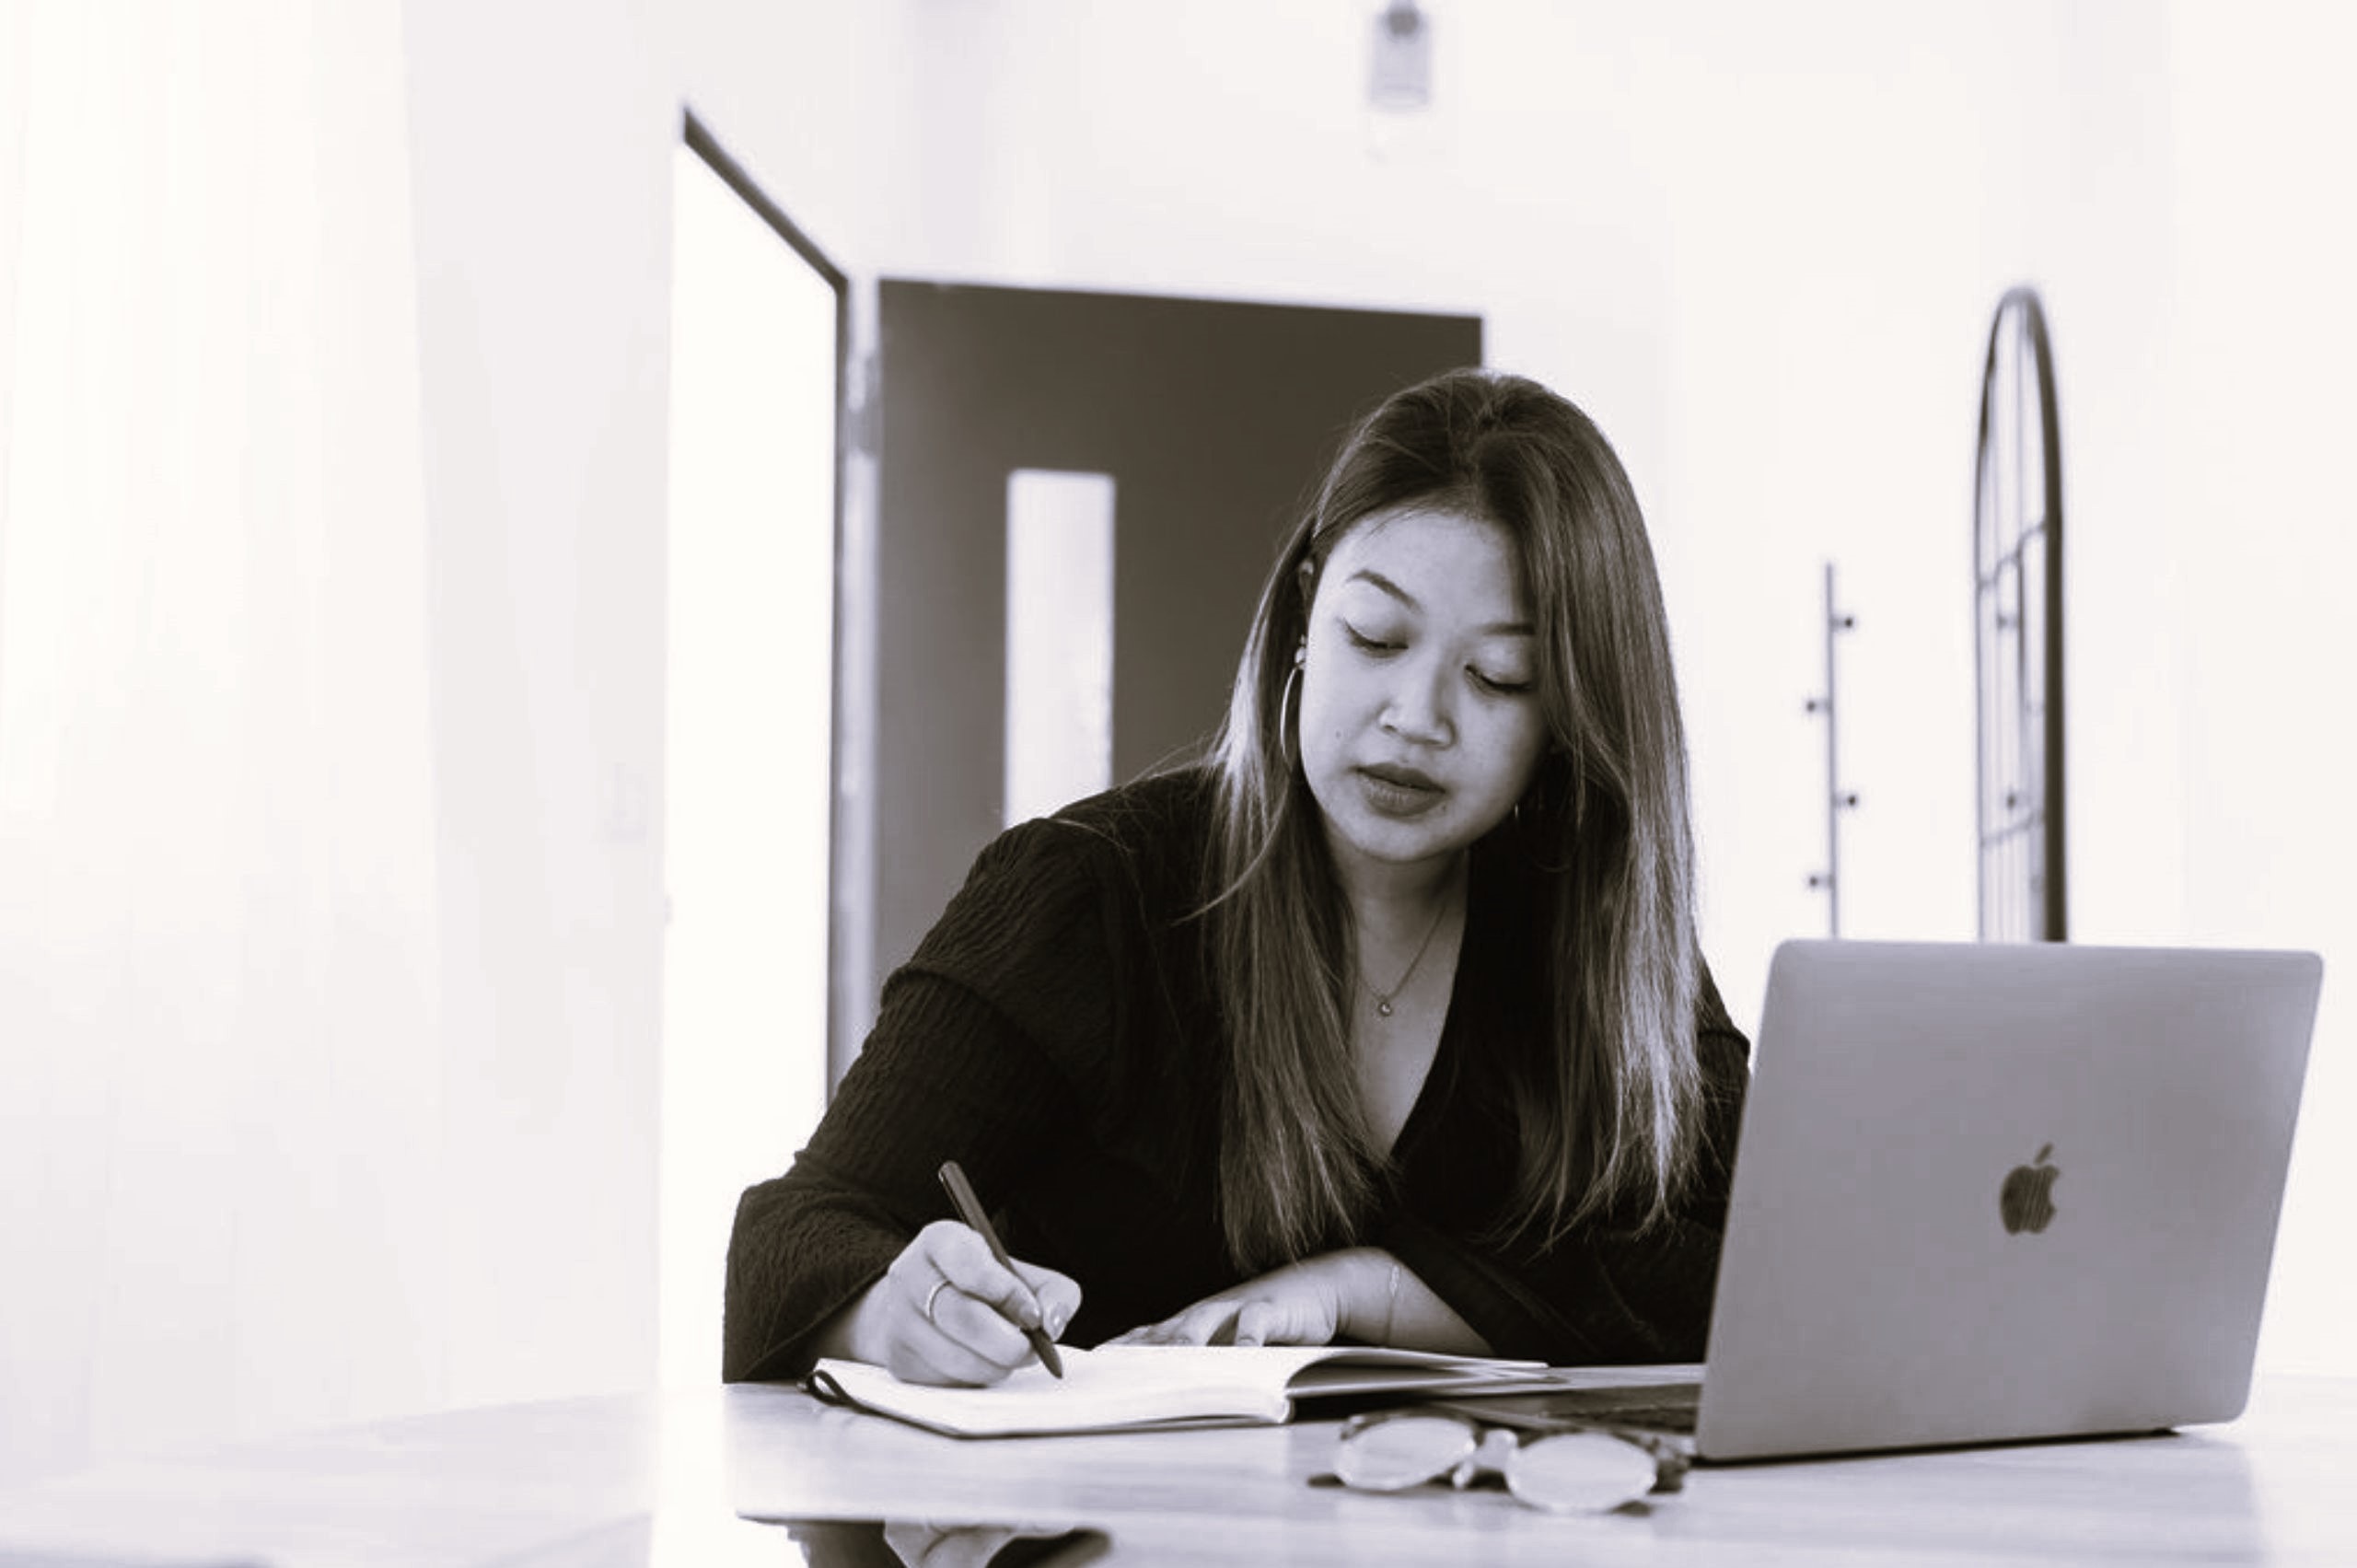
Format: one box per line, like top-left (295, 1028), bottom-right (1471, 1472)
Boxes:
top-left (1324, 1409), bottom-right (1689, 1514)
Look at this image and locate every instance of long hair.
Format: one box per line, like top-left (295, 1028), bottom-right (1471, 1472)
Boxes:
top-left (1204, 367), bottom-right (1704, 1270)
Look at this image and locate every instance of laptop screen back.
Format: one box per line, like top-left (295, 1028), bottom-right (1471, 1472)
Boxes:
top-left (1695, 939), bottom-right (2320, 1461)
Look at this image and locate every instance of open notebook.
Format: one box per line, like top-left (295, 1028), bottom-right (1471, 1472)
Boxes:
top-left (807, 1345), bottom-right (1556, 1438)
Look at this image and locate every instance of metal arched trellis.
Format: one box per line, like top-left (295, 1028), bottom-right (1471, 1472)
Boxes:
top-left (1973, 286), bottom-right (2065, 942)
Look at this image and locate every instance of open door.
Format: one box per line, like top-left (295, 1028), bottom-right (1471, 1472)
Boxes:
top-left (659, 116), bottom-right (842, 1385)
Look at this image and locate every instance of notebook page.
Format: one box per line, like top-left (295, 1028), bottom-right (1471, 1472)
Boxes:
top-left (810, 1344), bottom-right (1548, 1437)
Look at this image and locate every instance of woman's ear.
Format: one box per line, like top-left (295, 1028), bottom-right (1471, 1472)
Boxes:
top-left (1295, 555), bottom-right (1320, 617)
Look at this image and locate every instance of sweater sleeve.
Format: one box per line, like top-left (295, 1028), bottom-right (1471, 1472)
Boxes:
top-left (1380, 960), bottom-right (1751, 1365)
top-left (721, 819), bottom-right (1128, 1383)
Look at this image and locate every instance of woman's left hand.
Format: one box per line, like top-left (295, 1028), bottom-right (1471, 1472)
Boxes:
top-left (1107, 1255), bottom-right (1351, 1348)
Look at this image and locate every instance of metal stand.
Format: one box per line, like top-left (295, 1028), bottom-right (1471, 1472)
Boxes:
top-left (1804, 562), bottom-right (1860, 936)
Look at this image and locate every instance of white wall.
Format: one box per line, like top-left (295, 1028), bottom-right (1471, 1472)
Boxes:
top-left (6, 0), bottom-right (2351, 1489)
top-left (2159, 0), bottom-right (2357, 1375)
top-left (398, 0), bottom-right (676, 1413)
top-left (3, 0), bottom-right (450, 1480)
top-left (0, 0), bottom-right (686, 1485)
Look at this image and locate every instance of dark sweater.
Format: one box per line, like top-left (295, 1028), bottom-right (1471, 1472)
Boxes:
top-left (723, 766), bottom-right (1749, 1383)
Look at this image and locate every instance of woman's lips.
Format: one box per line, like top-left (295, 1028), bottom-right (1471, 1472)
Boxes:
top-left (1356, 763), bottom-right (1445, 818)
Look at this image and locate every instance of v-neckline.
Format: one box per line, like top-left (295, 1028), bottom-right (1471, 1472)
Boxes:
top-left (1382, 857), bottom-right (1491, 1164)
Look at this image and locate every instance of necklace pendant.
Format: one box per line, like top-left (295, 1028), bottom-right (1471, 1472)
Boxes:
top-left (1376, 998), bottom-right (1394, 1017)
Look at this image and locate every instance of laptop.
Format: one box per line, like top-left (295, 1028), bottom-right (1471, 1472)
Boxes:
top-left (1469, 938), bottom-right (2322, 1462)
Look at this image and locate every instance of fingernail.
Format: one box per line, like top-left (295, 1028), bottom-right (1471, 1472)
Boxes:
top-left (1017, 1294), bottom-right (1044, 1330)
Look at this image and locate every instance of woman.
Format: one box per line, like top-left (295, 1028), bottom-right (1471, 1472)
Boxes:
top-left (723, 368), bottom-right (1748, 1388)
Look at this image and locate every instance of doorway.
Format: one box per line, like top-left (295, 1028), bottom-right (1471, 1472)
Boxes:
top-left (657, 116), bottom-right (842, 1388)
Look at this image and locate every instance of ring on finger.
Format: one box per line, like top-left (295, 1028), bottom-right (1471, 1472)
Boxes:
top-left (923, 1278), bottom-right (954, 1328)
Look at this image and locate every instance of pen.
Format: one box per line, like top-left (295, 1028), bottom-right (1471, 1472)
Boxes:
top-left (936, 1159), bottom-right (1065, 1378)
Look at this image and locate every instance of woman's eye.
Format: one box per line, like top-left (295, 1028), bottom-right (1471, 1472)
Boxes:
top-left (1472, 668), bottom-right (1535, 696)
top-left (1343, 624), bottom-right (1399, 654)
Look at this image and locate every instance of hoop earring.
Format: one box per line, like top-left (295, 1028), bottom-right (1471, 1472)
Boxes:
top-left (1277, 662), bottom-right (1304, 771)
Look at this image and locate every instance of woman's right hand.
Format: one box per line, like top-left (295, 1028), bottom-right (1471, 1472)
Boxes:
top-left (842, 1219), bottom-right (1083, 1387)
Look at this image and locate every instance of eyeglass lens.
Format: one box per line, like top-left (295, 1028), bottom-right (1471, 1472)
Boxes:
top-left (1331, 1414), bottom-right (1478, 1492)
top-left (1503, 1428), bottom-right (1660, 1513)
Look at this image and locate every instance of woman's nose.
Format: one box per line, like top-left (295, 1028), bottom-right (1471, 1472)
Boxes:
top-left (1381, 655), bottom-right (1454, 745)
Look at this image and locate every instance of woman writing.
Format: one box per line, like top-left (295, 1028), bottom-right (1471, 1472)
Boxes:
top-left (723, 368), bottom-right (1748, 1388)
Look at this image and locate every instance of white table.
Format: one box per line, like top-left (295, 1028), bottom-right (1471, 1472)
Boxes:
top-left (3, 1376), bottom-right (2351, 1565)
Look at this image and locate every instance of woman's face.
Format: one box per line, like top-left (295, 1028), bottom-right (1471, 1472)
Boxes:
top-left (1297, 505), bottom-right (1550, 880)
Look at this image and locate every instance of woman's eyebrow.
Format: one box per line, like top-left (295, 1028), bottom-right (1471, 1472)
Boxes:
top-left (1345, 567), bottom-right (1535, 637)
top-left (1345, 566), bottom-right (1418, 610)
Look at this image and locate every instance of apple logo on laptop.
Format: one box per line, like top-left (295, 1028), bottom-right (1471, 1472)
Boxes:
top-left (2000, 1144), bottom-right (2061, 1235)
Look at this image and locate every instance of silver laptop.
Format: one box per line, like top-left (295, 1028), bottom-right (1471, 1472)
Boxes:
top-left (1659, 937), bottom-right (2323, 1460)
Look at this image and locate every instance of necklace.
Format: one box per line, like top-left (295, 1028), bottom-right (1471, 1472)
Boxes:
top-left (1361, 889), bottom-right (1456, 1018)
